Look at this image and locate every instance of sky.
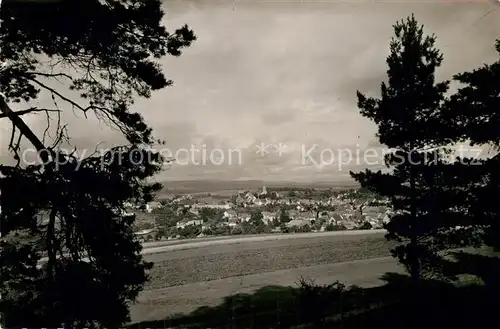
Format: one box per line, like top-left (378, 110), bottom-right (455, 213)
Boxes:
top-left (1, 0), bottom-right (500, 182)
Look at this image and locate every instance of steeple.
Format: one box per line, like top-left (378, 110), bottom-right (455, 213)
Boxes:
top-left (259, 184), bottom-right (267, 196)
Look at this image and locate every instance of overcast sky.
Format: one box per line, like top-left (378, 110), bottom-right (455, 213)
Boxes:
top-left (2, 0), bottom-right (500, 182)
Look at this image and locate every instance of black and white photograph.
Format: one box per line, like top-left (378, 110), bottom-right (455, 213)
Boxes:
top-left (1, 0), bottom-right (500, 328)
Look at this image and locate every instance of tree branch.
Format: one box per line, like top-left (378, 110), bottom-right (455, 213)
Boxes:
top-left (27, 71), bottom-right (73, 81)
top-left (0, 95), bottom-right (52, 163)
top-left (0, 107), bottom-right (60, 119)
top-left (28, 77), bottom-right (91, 114)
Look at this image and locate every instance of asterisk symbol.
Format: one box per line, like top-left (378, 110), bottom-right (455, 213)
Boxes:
top-left (274, 143), bottom-right (287, 156)
top-left (255, 142), bottom-right (271, 156)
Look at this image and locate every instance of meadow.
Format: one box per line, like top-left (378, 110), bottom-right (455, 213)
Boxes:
top-left (144, 232), bottom-right (395, 290)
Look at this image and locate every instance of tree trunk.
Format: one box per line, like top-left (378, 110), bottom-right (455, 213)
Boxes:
top-left (47, 208), bottom-right (58, 278)
top-left (409, 160), bottom-right (421, 282)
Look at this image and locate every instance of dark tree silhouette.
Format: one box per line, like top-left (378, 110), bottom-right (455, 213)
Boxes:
top-left (243, 211), bottom-right (266, 234)
top-left (350, 16), bottom-right (454, 281)
top-left (279, 208), bottom-right (291, 224)
top-left (1, 0), bottom-right (194, 146)
top-left (447, 39), bottom-right (500, 148)
top-left (0, 146), bottom-right (163, 328)
top-left (0, 0), bottom-right (196, 327)
top-left (444, 39), bottom-right (500, 252)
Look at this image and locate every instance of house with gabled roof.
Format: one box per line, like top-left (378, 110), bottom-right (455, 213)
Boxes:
top-left (223, 209), bottom-right (237, 219)
top-left (227, 217), bottom-right (240, 227)
top-left (299, 211), bottom-right (316, 221)
top-left (262, 211), bottom-right (277, 224)
top-left (286, 219), bottom-right (310, 228)
top-left (176, 218), bottom-right (204, 229)
top-left (135, 228), bottom-right (159, 241)
top-left (365, 215), bottom-right (381, 228)
top-left (330, 214), bottom-right (344, 224)
top-left (236, 212), bottom-right (250, 222)
top-left (342, 220), bottom-right (358, 230)
top-left (318, 211), bottom-right (330, 222)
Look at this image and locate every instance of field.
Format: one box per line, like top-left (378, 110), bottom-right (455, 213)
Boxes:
top-left (131, 232), bottom-right (399, 323)
top-left (144, 232), bottom-right (395, 290)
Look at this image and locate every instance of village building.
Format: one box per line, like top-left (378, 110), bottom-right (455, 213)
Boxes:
top-left (176, 218), bottom-right (204, 229)
top-left (262, 211), bottom-right (277, 224)
top-left (134, 228), bottom-right (159, 242)
top-left (286, 219), bottom-right (310, 228)
top-left (223, 209), bottom-right (237, 219)
top-left (237, 212), bottom-right (252, 222)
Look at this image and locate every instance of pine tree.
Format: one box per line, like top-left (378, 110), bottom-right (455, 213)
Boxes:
top-left (445, 39), bottom-right (500, 252)
top-left (0, 0), bottom-right (196, 327)
top-left (350, 15), bottom-right (453, 281)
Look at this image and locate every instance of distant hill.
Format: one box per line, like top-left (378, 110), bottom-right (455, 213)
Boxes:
top-left (159, 179), bottom-right (359, 194)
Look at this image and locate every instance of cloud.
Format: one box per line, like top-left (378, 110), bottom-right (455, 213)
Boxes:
top-left (2, 0), bottom-right (499, 182)
top-left (261, 111), bottom-right (296, 126)
top-left (367, 138), bottom-right (383, 148)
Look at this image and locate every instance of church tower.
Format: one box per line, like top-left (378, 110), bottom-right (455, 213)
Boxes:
top-left (260, 185), bottom-right (267, 195)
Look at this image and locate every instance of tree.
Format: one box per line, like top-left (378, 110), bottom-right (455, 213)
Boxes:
top-left (270, 217), bottom-right (280, 228)
top-left (325, 223), bottom-right (345, 232)
top-left (280, 223), bottom-right (289, 233)
top-left (443, 39), bottom-right (500, 252)
top-left (358, 221), bottom-right (373, 230)
top-left (0, 0), bottom-right (196, 327)
top-left (178, 225), bottom-right (201, 239)
top-left (447, 39), bottom-right (500, 147)
top-left (299, 224), bottom-right (311, 233)
top-left (312, 204), bottom-right (328, 220)
top-left (231, 226), bottom-right (243, 235)
top-left (279, 208), bottom-right (291, 224)
top-left (200, 207), bottom-right (222, 224)
top-left (0, 146), bottom-right (164, 328)
top-left (350, 16), bottom-right (453, 282)
top-left (243, 211), bottom-right (265, 234)
top-left (312, 220), bottom-right (322, 231)
top-left (154, 206), bottom-right (179, 228)
top-left (249, 211), bottom-right (264, 224)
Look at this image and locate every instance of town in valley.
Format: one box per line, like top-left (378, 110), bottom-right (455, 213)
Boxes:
top-left (130, 185), bottom-right (392, 241)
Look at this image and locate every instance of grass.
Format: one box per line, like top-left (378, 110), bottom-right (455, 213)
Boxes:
top-left (131, 271), bottom-right (494, 329)
top-left (131, 252), bottom-right (500, 329)
top-left (145, 234), bottom-right (395, 290)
